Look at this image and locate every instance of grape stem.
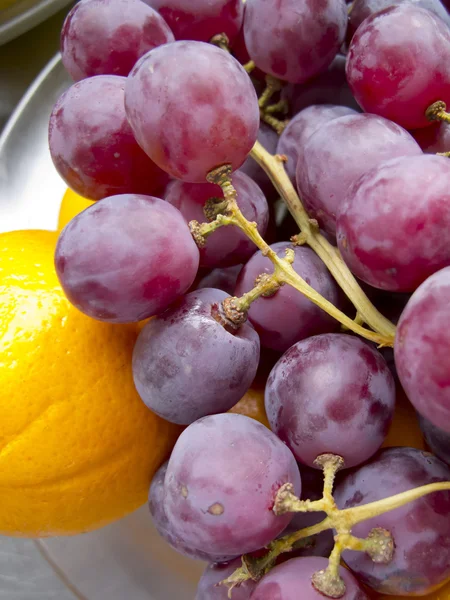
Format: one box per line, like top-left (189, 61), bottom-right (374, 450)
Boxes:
top-left (222, 453), bottom-right (450, 598)
top-left (426, 100), bottom-right (450, 124)
top-left (249, 141), bottom-right (396, 343)
top-left (199, 165), bottom-right (393, 346)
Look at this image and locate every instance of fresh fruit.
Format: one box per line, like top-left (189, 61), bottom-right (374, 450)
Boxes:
top-left (124, 41), bottom-right (259, 182)
top-left (49, 76), bottom-right (169, 200)
top-left (419, 415), bottom-right (450, 466)
top-left (55, 194), bottom-right (200, 323)
top-left (382, 387), bottom-right (425, 451)
top-left (132, 288), bottom-right (260, 424)
top-left (337, 155), bottom-right (450, 292)
top-left (228, 385), bottom-right (270, 428)
top-left (346, 5), bottom-right (450, 129)
top-left (163, 413), bottom-right (301, 556)
top-left (61, 0), bottom-right (174, 80)
top-left (58, 188), bottom-right (94, 231)
top-left (335, 447), bottom-right (450, 596)
top-left (395, 267), bottom-right (450, 432)
top-left (196, 559), bottom-right (257, 599)
top-left (0, 230), bottom-right (179, 536)
top-left (265, 334), bottom-right (396, 469)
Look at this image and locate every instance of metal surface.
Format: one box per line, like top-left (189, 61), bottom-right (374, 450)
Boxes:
top-left (0, 55), bottom-right (202, 598)
top-left (0, 0), bottom-right (71, 46)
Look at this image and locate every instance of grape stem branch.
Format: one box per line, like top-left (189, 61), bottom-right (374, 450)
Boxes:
top-left (249, 141), bottom-right (396, 343)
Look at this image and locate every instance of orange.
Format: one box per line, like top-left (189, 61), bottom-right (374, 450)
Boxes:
top-left (58, 188), bottom-right (94, 231)
top-left (0, 230), bottom-right (179, 537)
top-left (229, 384), bottom-right (270, 427)
top-left (382, 386), bottom-right (425, 451)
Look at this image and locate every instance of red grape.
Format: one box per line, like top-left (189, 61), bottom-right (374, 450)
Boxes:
top-left (49, 76), bottom-right (169, 200)
top-left (143, 0), bottom-right (243, 44)
top-left (411, 122), bottom-right (450, 153)
top-left (337, 155), bottom-right (450, 292)
top-left (132, 288), bottom-right (260, 424)
top-left (265, 334), bottom-right (396, 469)
top-left (196, 559), bottom-right (256, 599)
top-left (149, 462), bottom-right (235, 563)
top-left (346, 4), bottom-right (450, 129)
top-left (251, 556), bottom-right (368, 599)
top-left (419, 415), bottom-right (450, 466)
top-left (277, 104), bottom-right (357, 186)
top-left (335, 447), bottom-right (450, 595)
top-left (347, 0), bottom-right (450, 42)
top-left (195, 265), bottom-right (242, 296)
top-left (296, 113), bottom-right (422, 236)
top-left (125, 41), bottom-right (259, 182)
top-left (395, 266), bottom-right (450, 432)
top-left (234, 242), bottom-right (341, 353)
top-left (240, 123), bottom-right (279, 200)
top-left (61, 0), bottom-right (174, 81)
top-left (164, 413), bottom-right (301, 556)
top-left (243, 0), bottom-right (347, 84)
top-left (281, 55), bottom-right (361, 116)
top-left (55, 194), bottom-right (199, 323)
top-left (164, 171), bottom-right (269, 268)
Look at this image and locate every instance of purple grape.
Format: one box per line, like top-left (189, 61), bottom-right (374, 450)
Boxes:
top-left (346, 5), bottom-right (450, 130)
top-left (395, 267), bottom-right (450, 432)
top-left (164, 413), bottom-right (301, 556)
top-left (411, 122), bottom-right (450, 153)
top-left (61, 0), bottom-right (174, 81)
top-left (195, 265), bottom-right (242, 296)
top-left (347, 0), bottom-right (450, 43)
top-left (335, 447), bottom-right (450, 595)
top-left (251, 556), bottom-right (368, 600)
top-left (243, 0), bottom-right (347, 84)
top-left (196, 559), bottom-right (257, 599)
top-left (132, 288), bottom-right (260, 425)
top-left (265, 334), bottom-right (396, 469)
top-left (240, 123), bottom-right (279, 200)
top-left (48, 76), bottom-right (169, 200)
top-left (337, 155), bottom-right (450, 292)
top-left (282, 55), bottom-right (361, 116)
top-left (277, 105), bottom-right (357, 186)
top-left (149, 462), bottom-right (235, 563)
top-left (164, 172), bottom-right (269, 268)
top-left (296, 113), bottom-right (422, 236)
top-left (419, 415), bottom-right (450, 466)
top-left (143, 0), bottom-right (244, 44)
top-left (234, 243), bottom-right (341, 353)
top-left (55, 194), bottom-right (199, 323)
top-left (125, 41), bottom-right (259, 183)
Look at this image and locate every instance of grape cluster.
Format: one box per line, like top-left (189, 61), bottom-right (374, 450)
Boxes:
top-left (49, 0), bottom-right (450, 597)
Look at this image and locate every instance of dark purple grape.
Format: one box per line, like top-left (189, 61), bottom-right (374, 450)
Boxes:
top-left (243, 0), bottom-right (347, 84)
top-left (234, 243), bottom-right (341, 353)
top-left (337, 155), bottom-right (450, 292)
top-left (240, 123), bottom-right (279, 200)
top-left (61, 0), bottom-right (174, 81)
top-left (164, 171), bottom-right (269, 268)
top-left (395, 267), bottom-right (450, 432)
top-left (251, 556), bottom-right (368, 599)
top-left (277, 104), bottom-right (357, 186)
top-left (132, 288), bottom-right (260, 425)
top-left (143, 0), bottom-right (244, 44)
top-left (149, 462), bottom-right (235, 563)
top-left (265, 334), bottom-right (396, 469)
top-left (125, 41), bottom-right (259, 183)
top-left (164, 413), bottom-right (301, 556)
top-left (195, 265), bottom-right (242, 295)
top-left (348, 0), bottom-right (450, 43)
top-left (296, 113), bottom-right (422, 236)
top-left (281, 55), bottom-right (361, 116)
top-left (196, 559), bottom-right (257, 599)
top-left (419, 415), bottom-right (450, 466)
top-left (346, 5), bottom-right (450, 130)
top-left (55, 194), bottom-right (199, 323)
top-left (335, 447), bottom-right (450, 595)
top-left (48, 76), bottom-right (169, 200)
top-left (411, 122), bottom-right (450, 153)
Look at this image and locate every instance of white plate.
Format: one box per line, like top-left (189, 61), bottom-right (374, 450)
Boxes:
top-left (0, 54), bottom-right (203, 599)
top-left (0, 0), bottom-right (71, 46)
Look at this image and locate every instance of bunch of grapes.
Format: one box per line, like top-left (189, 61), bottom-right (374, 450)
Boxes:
top-left (49, 0), bottom-right (450, 597)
